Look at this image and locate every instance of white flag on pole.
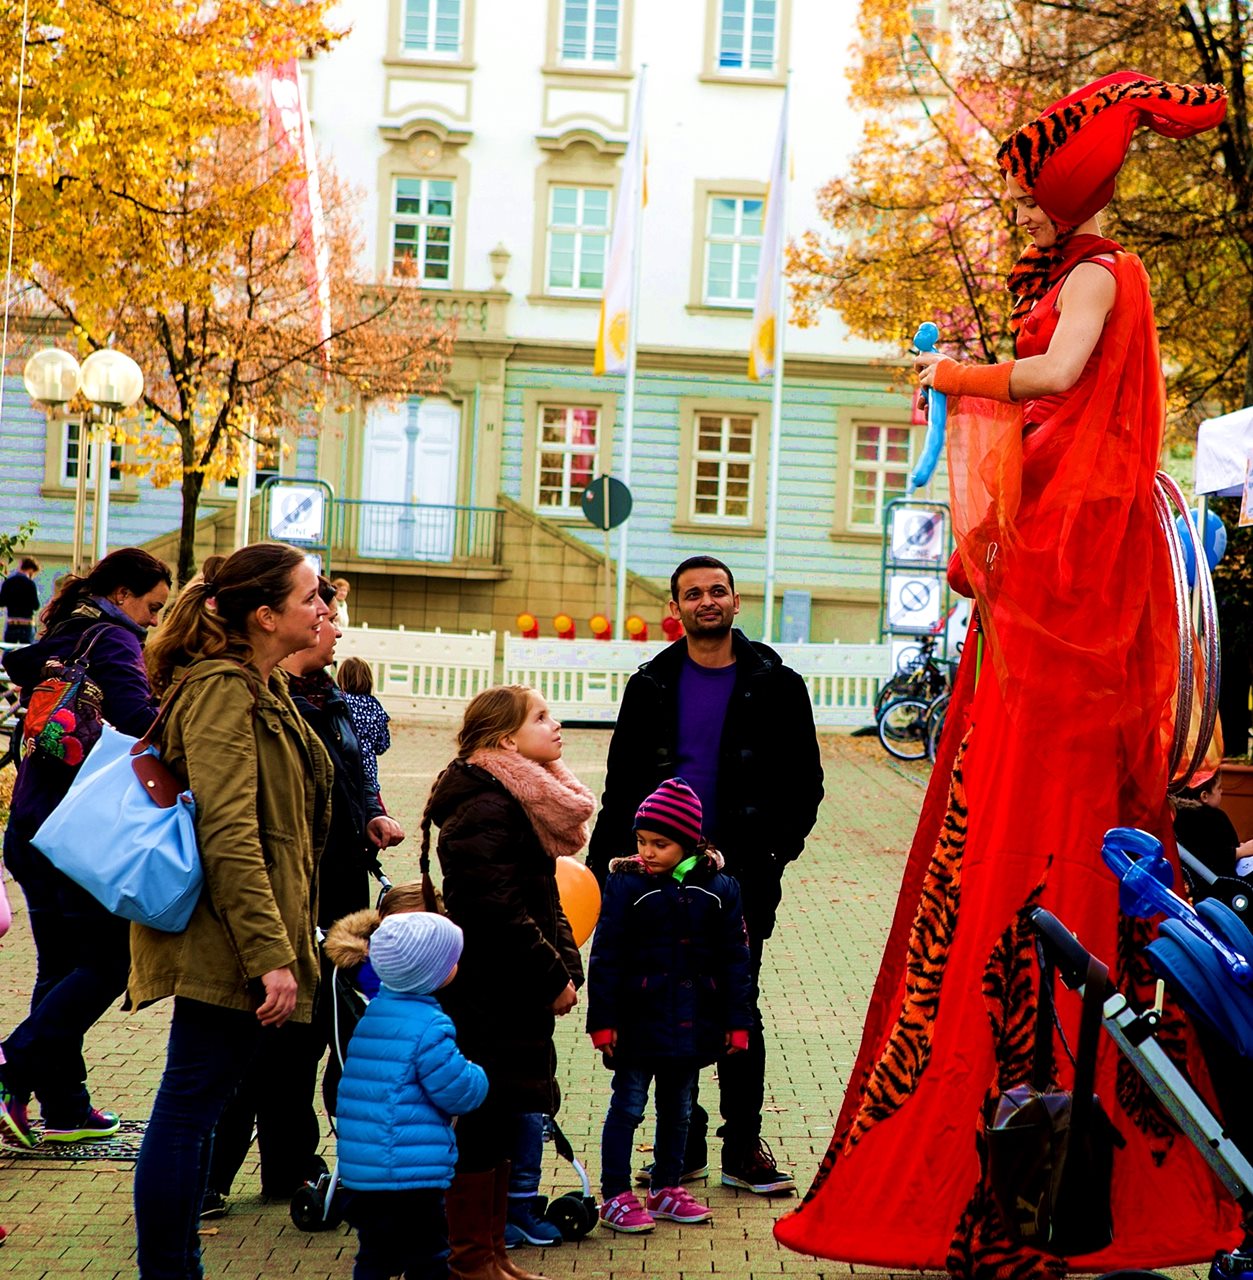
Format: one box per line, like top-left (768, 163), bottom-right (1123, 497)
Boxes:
top-left (595, 85), bottom-right (647, 376)
top-left (749, 92), bottom-right (788, 382)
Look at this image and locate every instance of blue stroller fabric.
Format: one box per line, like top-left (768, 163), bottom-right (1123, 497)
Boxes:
top-left (1146, 899), bottom-right (1253, 1058)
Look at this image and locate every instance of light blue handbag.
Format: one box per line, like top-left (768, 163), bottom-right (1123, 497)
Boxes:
top-left (32, 709), bottom-right (202, 933)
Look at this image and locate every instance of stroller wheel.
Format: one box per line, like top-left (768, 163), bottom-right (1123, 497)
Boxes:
top-left (544, 1192), bottom-right (598, 1240)
top-left (1096, 1273), bottom-right (1169, 1280)
top-left (290, 1175), bottom-right (341, 1232)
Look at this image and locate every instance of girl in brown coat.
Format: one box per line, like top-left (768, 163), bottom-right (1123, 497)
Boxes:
top-left (131, 543), bottom-right (333, 1280)
top-left (422, 685), bottom-right (591, 1280)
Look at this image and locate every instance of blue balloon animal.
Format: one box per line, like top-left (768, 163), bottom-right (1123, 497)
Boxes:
top-left (1101, 826), bottom-right (1252, 986)
top-left (910, 322), bottom-right (946, 492)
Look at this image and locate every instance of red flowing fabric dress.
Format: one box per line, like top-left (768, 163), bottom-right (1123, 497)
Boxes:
top-left (775, 242), bottom-right (1243, 1276)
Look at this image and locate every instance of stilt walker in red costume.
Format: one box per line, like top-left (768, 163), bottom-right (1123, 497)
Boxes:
top-left (775, 74), bottom-right (1241, 1277)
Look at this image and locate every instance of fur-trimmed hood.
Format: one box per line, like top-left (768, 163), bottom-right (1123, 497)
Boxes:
top-left (607, 847), bottom-right (726, 881)
top-left (324, 907), bottom-right (380, 970)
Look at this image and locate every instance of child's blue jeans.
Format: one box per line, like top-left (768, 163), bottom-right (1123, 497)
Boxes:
top-left (600, 1061), bottom-right (699, 1198)
top-left (508, 1112), bottom-right (546, 1199)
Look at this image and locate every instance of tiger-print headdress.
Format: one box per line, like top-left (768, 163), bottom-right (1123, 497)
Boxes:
top-left (997, 72), bottom-right (1227, 333)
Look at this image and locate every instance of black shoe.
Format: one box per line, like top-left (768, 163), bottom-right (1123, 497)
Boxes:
top-left (200, 1190), bottom-right (229, 1220)
top-left (720, 1138), bottom-right (795, 1194)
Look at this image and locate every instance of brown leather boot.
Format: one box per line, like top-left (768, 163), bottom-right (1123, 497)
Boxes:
top-left (493, 1162), bottom-right (550, 1280)
top-left (446, 1168), bottom-right (508, 1280)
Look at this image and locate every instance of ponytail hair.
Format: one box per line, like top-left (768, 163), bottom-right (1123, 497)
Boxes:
top-left (418, 684), bottom-right (537, 913)
top-left (42, 547), bottom-right (172, 631)
top-left (145, 542), bottom-right (306, 695)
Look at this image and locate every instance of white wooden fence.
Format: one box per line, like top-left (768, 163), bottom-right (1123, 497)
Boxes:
top-left (335, 625), bottom-right (496, 718)
top-left (504, 635), bottom-right (890, 728)
top-left (337, 626), bottom-right (891, 726)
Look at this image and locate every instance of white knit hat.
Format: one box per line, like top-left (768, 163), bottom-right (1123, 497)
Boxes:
top-left (369, 913), bottom-right (463, 995)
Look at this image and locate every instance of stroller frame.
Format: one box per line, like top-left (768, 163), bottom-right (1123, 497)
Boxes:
top-left (1031, 907), bottom-right (1253, 1275)
top-left (290, 870), bottom-right (392, 1234)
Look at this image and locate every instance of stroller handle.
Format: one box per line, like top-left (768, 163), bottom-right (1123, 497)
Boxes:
top-left (1029, 908), bottom-right (1112, 993)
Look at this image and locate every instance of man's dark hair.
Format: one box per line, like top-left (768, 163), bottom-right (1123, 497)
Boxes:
top-left (316, 575), bottom-right (338, 606)
top-left (19, 557), bottom-right (39, 572)
top-left (670, 555), bottom-right (735, 601)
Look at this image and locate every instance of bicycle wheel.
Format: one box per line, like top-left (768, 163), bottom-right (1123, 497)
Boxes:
top-left (878, 697), bottom-right (929, 761)
top-left (925, 693), bottom-right (950, 763)
top-left (874, 674), bottom-right (911, 720)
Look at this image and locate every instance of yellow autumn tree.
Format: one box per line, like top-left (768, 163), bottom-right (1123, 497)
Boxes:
top-left (792, 0), bottom-right (1250, 421)
top-left (1, 0), bottom-right (454, 582)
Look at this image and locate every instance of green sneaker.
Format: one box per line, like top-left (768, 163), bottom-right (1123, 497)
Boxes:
top-left (0, 1082), bottom-right (34, 1149)
top-left (42, 1108), bottom-right (121, 1142)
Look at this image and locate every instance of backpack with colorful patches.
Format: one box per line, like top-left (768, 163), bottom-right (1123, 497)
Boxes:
top-left (22, 623), bottom-right (112, 767)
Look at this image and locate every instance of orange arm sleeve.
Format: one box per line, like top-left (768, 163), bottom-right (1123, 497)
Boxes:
top-left (931, 358), bottom-right (1016, 403)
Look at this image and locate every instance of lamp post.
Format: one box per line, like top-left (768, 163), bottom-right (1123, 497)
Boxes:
top-left (23, 346), bottom-right (144, 572)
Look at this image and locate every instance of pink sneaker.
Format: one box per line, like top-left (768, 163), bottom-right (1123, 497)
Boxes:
top-left (646, 1186), bottom-right (713, 1223)
top-left (599, 1190), bottom-right (655, 1233)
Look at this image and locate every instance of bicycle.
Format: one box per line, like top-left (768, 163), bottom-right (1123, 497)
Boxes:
top-left (873, 633), bottom-right (951, 720)
top-left (924, 690), bottom-right (950, 763)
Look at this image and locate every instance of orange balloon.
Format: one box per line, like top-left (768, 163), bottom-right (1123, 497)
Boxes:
top-left (517, 612), bottom-right (537, 632)
top-left (554, 856), bottom-right (602, 947)
top-left (553, 613), bottom-right (574, 633)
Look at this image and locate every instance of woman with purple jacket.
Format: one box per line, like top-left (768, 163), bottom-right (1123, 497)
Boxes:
top-left (0, 547), bottom-right (171, 1146)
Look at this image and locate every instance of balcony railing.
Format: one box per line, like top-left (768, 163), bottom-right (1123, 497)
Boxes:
top-left (330, 499), bottom-right (504, 567)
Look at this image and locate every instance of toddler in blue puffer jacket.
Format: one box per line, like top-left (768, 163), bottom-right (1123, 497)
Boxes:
top-left (337, 911), bottom-right (488, 1280)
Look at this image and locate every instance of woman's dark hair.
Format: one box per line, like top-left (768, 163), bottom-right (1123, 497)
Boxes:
top-left (337, 656), bottom-right (374, 695)
top-left (42, 547), bottom-right (172, 630)
top-left (145, 542), bottom-right (306, 694)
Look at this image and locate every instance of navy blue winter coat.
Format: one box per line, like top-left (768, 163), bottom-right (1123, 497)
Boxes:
top-left (336, 987), bottom-right (489, 1191)
top-left (586, 850), bottom-right (753, 1066)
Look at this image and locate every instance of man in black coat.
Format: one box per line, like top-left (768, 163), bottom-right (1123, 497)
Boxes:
top-left (0, 557), bottom-right (41, 643)
top-left (587, 555), bottom-right (823, 1194)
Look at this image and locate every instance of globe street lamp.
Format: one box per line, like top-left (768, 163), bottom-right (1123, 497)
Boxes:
top-left (23, 346), bottom-right (145, 572)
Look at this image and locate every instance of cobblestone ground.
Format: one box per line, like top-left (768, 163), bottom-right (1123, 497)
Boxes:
top-left (0, 725), bottom-right (1218, 1279)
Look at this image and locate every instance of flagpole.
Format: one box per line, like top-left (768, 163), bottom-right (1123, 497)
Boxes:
top-left (761, 76), bottom-right (790, 644)
top-left (614, 66), bottom-right (646, 640)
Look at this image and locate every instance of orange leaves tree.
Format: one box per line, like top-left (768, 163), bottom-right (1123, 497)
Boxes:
top-left (1, 0), bottom-right (453, 582)
top-left (791, 1), bottom-right (1251, 421)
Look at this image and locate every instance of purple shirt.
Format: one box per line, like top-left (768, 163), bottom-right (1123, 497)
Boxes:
top-left (675, 656), bottom-right (737, 839)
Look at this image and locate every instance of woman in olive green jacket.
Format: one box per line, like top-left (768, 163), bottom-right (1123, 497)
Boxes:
top-left (132, 543), bottom-right (333, 1280)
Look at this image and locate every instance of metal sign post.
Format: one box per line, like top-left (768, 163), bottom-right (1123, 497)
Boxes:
top-left (581, 474), bottom-right (633, 629)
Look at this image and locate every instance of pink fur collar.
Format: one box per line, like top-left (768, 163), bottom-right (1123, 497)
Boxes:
top-left (467, 748), bottom-right (596, 859)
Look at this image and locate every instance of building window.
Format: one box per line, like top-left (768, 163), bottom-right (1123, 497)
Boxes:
top-left (559, 0), bottom-right (620, 64)
top-left (61, 420), bottom-right (121, 488)
top-left (546, 186), bottom-right (611, 294)
top-left (536, 406), bottom-right (601, 511)
top-left (402, 0), bottom-right (462, 58)
top-left (692, 412), bottom-right (755, 522)
top-left (391, 177), bottom-right (454, 286)
top-left (717, 0), bottom-right (777, 75)
top-left (704, 195), bottom-right (762, 306)
top-left (849, 422), bottom-right (911, 530)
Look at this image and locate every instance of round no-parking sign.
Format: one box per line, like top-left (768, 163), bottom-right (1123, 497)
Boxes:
top-left (887, 573), bottom-right (941, 633)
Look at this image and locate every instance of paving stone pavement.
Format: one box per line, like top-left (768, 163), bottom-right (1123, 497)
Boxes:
top-left (0, 724), bottom-right (1218, 1279)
